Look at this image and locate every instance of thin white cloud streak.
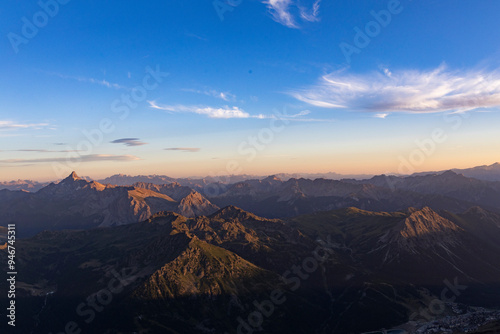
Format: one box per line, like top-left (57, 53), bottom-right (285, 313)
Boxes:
top-left (0, 121), bottom-right (50, 131)
top-left (13, 149), bottom-right (82, 153)
top-left (164, 147), bottom-right (201, 152)
top-left (291, 65), bottom-right (500, 113)
top-left (0, 154), bottom-right (140, 164)
top-left (149, 102), bottom-right (252, 119)
top-left (149, 101), bottom-right (333, 122)
top-left (263, 0), bottom-right (321, 28)
top-left (182, 88), bottom-right (236, 101)
top-left (289, 110), bottom-right (311, 117)
top-left (81, 77), bottom-right (126, 90)
top-left (264, 0), bottom-right (297, 28)
top-left (185, 32), bottom-right (209, 42)
top-left (43, 71), bottom-right (129, 90)
top-left (300, 0), bottom-right (320, 22)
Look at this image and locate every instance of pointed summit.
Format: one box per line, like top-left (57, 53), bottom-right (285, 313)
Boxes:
top-left (263, 175), bottom-right (282, 183)
top-left (399, 206), bottom-right (463, 239)
top-left (63, 171), bottom-right (82, 182)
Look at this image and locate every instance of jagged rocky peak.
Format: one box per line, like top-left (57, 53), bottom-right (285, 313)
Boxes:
top-left (378, 206), bottom-right (466, 258)
top-left (181, 190), bottom-right (203, 201)
top-left (63, 171), bottom-right (83, 182)
top-left (56, 171), bottom-right (106, 191)
top-left (147, 211), bottom-right (187, 225)
top-left (209, 205), bottom-right (258, 221)
top-left (400, 206), bottom-right (462, 238)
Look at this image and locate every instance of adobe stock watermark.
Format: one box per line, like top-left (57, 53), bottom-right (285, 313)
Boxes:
top-left (397, 111), bottom-right (470, 176)
top-left (228, 235), bottom-right (337, 334)
top-left (410, 277), bottom-right (467, 322)
top-left (213, 0), bottom-right (243, 21)
top-left (7, 0), bottom-right (72, 54)
top-left (202, 107), bottom-right (294, 197)
top-left (48, 267), bottom-right (140, 334)
top-left (382, 111), bottom-right (470, 191)
top-left (339, 0), bottom-right (406, 64)
top-left (51, 65), bottom-right (168, 178)
top-left (382, 72), bottom-right (493, 190)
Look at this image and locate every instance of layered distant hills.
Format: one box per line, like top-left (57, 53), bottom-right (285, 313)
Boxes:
top-left (2, 167), bottom-right (500, 236)
top-left (2, 162), bottom-right (500, 192)
top-left (415, 162), bottom-right (500, 182)
top-left (0, 172), bottom-right (219, 236)
top-left (1, 167), bottom-right (500, 333)
top-left (208, 172), bottom-right (500, 217)
top-left (1, 205), bottom-right (499, 333)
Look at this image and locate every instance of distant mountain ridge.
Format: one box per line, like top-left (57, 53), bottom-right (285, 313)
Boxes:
top-left (0, 179), bottom-right (49, 192)
top-left (2, 162), bottom-right (499, 192)
top-left (412, 162), bottom-right (500, 181)
top-left (98, 172), bottom-right (374, 187)
top-left (4, 168), bottom-right (500, 236)
top-left (0, 172), bottom-right (219, 236)
top-left (208, 172), bottom-right (500, 217)
top-left (356, 170), bottom-right (500, 211)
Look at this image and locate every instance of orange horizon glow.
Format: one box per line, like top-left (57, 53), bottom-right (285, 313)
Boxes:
top-left (1, 157), bottom-right (499, 183)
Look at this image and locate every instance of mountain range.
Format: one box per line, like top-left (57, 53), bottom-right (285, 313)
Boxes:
top-left (1, 168), bottom-right (500, 333)
top-left (1, 205), bottom-right (499, 333)
top-left (3, 162), bottom-right (499, 192)
top-left (3, 169), bottom-right (500, 237)
top-left (0, 172), bottom-right (219, 237)
top-left (208, 171), bottom-right (500, 218)
top-left (414, 162), bottom-right (500, 182)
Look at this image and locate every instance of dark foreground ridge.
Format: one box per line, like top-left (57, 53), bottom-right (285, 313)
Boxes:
top-left (1, 201), bottom-right (499, 333)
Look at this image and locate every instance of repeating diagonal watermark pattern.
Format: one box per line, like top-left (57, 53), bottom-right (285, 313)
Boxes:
top-left (339, 0), bottom-right (409, 64)
top-left (213, 0), bottom-right (243, 21)
top-left (227, 235), bottom-right (337, 334)
top-left (8, 0), bottom-right (72, 54)
top-left (51, 65), bottom-right (168, 178)
top-left (48, 267), bottom-right (141, 334)
top-left (203, 106), bottom-right (295, 197)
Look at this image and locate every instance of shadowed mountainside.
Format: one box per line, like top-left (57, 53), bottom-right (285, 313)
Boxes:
top-left (1, 205), bottom-right (499, 333)
top-left (208, 173), bottom-right (499, 218)
top-left (0, 172), bottom-right (219, 237)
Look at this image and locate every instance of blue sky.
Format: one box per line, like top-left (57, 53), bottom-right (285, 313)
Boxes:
top-left (1, 0), bottom-right (500, 181)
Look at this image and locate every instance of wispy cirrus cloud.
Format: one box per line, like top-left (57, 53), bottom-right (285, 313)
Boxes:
top-left (13, 149), bottom-right (82, 153)
top-left (291, 65), bottom-right (500, 114)
top-left (149, 101), bottom-right (257, 119)
top-left (263, 0), bottom-right (321, 28)
top-left (0, 121), bottom-right (50, 131)
top-left (264, 0), bottom-right (297, 28)
top-left (110, 138), bottom-right (148, 146)
top-left (0, 154), bottom-right (140, 164)
top-left (164, 147), bottom-right (201, 152)
top-left (185, 32), bottom-right (208, 42)
top-left (181, 88), bottom-right (236, 101)
top-left (149, 101), bottom-right (333, 121)
top-left (43, 71), bottom-right (129, 90)
top-left (299, 0), bottom-right (320, 22)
